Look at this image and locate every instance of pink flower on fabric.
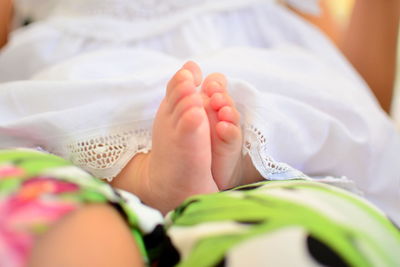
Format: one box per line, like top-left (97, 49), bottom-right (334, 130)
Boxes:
top-left (0, 178), bottom-right (81, 267)
top-left (18, 177), bottom-right (80, 201)
top-left (0, 166), bottom-right (25, 179)
top-left (0, 200), bottom-right (78, 267)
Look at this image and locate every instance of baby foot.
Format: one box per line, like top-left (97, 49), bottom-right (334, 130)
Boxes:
top-left (202, 73), bottom-right (243, 190)
top-left (143, 62), bottom-right (218, 213)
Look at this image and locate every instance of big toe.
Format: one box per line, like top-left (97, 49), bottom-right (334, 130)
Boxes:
top-left (167, 68), bottom-right (195, 97)
top-left (178, 106), bottom-right (206, 133)
top-left (166, 70), bottom-right (197, 113)
top-left (182, 61), bottom-right (203, 87)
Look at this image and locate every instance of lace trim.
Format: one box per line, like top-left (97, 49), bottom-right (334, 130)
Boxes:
top-left (63, 123), bottom-right (306, 183)
top-left (58, 122), bottom-right (357, 194)
top-left (243, 125), bottom-right (360, 193)
top-left (244, 124), bottom-right (309, 180)
top-left (62, 126), bottom-right (152, 182)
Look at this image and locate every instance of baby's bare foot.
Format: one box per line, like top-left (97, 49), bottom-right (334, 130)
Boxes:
top-left (140, 62), bottom-right (218, 213)
top-left (202, 73), bottom-right (243, 190)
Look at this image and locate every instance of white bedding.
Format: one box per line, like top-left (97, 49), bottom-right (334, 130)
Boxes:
top-left (0, 0), bottom-right (399, 223)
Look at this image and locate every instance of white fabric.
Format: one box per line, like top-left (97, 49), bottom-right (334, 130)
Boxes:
top-left (0, 0), bottom-right (323, 81)
top-left (0, 0), bottom-right (399, 224)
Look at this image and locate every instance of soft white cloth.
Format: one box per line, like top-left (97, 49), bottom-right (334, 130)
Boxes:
top-left (1, 0), bottom-right (324, 81)
top-left (0, 0), bottom-right (399, 223)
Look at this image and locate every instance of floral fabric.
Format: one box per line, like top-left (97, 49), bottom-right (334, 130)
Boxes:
top-left (2, 149), bottom-right (400, 267)
top-left (0, 149), bottom-right (153, 267)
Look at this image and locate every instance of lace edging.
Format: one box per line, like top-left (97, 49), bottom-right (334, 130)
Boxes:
top-left (243, 124), bottom-right (361, 194)
top-left (62, 123), bottom-right (305, 183)
top-left (60, 126), bottom-right (152, 182)
top-left (243, 124), bottom-right (309, 181)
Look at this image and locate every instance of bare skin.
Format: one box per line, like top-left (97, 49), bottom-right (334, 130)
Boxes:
top-left (341, 0), bottom-right (400, 113)
top-left (1, 2), bottom-right (397, 264)
top-left (0, 0), bottom-right (13, 48)
top-left (28, 65), bottom-right (247, 264)
top-left (113, 62), bottom-right (219, 214)
top-left (295, 0), bottom-right (400, 113)
top-left (112, 62), bottom-right (262, 213)
top-left (28, 204), bottom-right (144, 267)
top-left (25, 63), bottom-right (263, 267)
top-left (201, 73), bottom-right (244, 190)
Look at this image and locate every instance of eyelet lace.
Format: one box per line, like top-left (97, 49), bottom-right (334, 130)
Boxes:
top-left (61, 126), bottom-right (152, 181)
top-left (60, 122), bottom-right (307, 182)
top-left (244, 124), bottom-right (308, 180)
top-left (242, 125), bottom-right (358, 193)
top-left (58, 121), bottom-right (359, 195)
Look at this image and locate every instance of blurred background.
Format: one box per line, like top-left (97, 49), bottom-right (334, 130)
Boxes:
top-left (327, 0), bottom-right (400, 130)
top-left (326, 0), bottom-right (354, 24)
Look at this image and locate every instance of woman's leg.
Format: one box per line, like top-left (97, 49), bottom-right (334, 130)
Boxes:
top-left (0, 0), bottom-right (13, 49)
top-left (292, 0), bottom-right (400, 112)
top-left (287, 1), bottom-right (342, 45)
top-left (341, 0), bottom-right (400, 112)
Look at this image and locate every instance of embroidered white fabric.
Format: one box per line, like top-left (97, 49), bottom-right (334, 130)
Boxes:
top-left (244, 123), bottom-right (361, 192)
top-left (244, 124), bottom-right (308, 180)
top-left (61, 127), bottom-right (152, 182)
top-left (62, 124), bottom-right (307, 182)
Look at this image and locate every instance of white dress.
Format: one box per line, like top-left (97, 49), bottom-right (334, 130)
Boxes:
top-left (0, 0), bottom-right (399, 223)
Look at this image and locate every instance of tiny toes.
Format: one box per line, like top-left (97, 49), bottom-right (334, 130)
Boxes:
top-left (204, 81), bottom-right (224, 97)
top-left (218, 106), bottom-right (240, 124)
top-left (216, 121), bottom-right (240, 143)
top-left (210, 93), bottom-right (233, 111)
top-left (167, 80), bottom-right (196, 112)
top-left (178, 107), bottom-right (205, 132)
top-left (182, 61), bottom-right (203, 87)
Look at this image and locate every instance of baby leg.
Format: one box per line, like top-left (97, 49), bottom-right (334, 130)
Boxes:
top-left (113, 62), bottom-right (218, 214)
